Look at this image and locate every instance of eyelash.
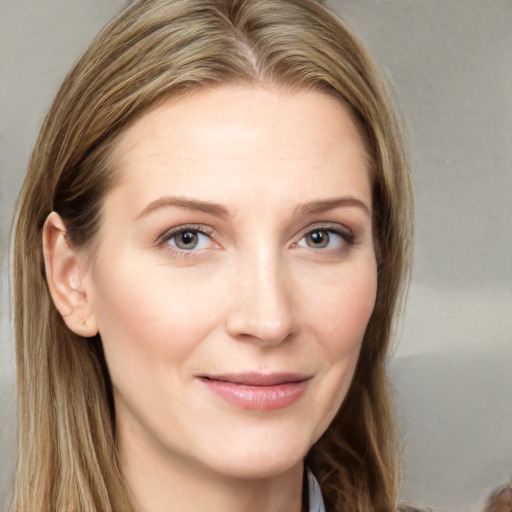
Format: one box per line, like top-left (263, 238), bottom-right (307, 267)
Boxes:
top-left (295, 223), bottom-right (355, 252)
top-left (157, 224), bottom-right (217, 255)
top-left (156, 222), bottom-right (354, 256)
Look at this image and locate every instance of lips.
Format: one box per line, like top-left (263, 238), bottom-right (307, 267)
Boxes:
top-left (198, 373), bottom-right (311, 410)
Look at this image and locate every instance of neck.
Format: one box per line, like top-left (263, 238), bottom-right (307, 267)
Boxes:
top-left (118, 426), bottom-right (305, 512)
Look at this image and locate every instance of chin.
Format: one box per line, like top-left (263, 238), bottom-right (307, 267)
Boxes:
top-left (196, 424), bottom-right (314, 480)
top-left (213, 452), bottom-right (305, 481)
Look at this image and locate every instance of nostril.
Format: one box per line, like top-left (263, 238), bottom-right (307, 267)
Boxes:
top-left (226, 305), bottom-right (297, 346)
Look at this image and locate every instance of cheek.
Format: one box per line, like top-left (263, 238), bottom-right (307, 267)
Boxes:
top-left (89, 256), bottom-right (222, 370)
top-left (305, 262), bottom-right (377, 360)
top-left (297, 258), bottom-right (377, 426)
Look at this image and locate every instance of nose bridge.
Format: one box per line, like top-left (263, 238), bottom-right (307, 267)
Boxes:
top-left (226, 243), bottom-right (297, 345)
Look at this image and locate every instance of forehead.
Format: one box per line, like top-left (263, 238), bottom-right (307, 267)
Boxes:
top-left (107, 84), bottom-right (371, 216)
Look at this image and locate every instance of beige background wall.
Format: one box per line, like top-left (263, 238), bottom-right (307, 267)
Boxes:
top-left (1, 1), bottom-right (511, 510)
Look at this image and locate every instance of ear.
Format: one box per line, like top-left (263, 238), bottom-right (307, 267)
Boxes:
top-left (42, 212), bottom-right (98, 337)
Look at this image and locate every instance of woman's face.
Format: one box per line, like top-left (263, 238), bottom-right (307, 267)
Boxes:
top-left (85, 84), bottom-right (377, 481)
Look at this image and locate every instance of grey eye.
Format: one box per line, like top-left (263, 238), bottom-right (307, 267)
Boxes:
top-left (304, 230), bottom-right (329, 248)
top-left (168, 230), bottom-right (210, 251)
top-left (298, 229), bottom-right (344, 250)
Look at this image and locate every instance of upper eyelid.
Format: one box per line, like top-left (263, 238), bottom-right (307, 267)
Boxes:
top-left (296, 221), bottom-right (353, 238)
top-left (156, 224), bottom-right (215, 245)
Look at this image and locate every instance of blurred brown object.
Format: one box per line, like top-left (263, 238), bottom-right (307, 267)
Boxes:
top-left (398, 504), bottom-right (440, 512)
top-left (485, 483), bottom-right (512, 512)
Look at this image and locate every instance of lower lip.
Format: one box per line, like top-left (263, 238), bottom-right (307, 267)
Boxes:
top-left (200, 378), bottom-right (309, 411)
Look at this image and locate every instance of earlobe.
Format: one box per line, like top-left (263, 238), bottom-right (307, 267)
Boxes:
top-left (42, 212), bottom-right (98, 337)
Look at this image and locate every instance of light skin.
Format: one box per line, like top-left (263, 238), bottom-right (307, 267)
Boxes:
top-left (44, 84), bottom-right (377, 512)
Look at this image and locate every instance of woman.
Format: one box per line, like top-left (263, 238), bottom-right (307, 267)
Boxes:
top-left (11, 0), bottom-right (413, 511)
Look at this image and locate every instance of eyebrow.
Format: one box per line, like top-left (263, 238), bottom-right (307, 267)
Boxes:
top-left (136, 196), bottom-right (232, 220)
top-left (292, 197), bottom-right (371, 217)
top-left (136, 195), bottom-right (371, 220)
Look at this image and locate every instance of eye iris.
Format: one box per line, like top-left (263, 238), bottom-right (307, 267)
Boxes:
top-left (307, 230), bottom-right (329, 248)
top-left (175, 230), bottom-right (198, 250)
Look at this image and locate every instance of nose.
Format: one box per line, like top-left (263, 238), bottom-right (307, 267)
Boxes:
top-left (225, 250), bottom-right (298, 346)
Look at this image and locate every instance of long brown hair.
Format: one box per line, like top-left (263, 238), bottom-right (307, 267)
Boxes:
top-left (12, 1), bottom-right (413, 510)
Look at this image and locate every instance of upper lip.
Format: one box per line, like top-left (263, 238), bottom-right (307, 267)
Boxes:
top-left (200, 372), bottom-right (311, 386)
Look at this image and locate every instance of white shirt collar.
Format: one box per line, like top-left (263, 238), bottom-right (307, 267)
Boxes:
top-left (308, 469), bottom-right (326, 512)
